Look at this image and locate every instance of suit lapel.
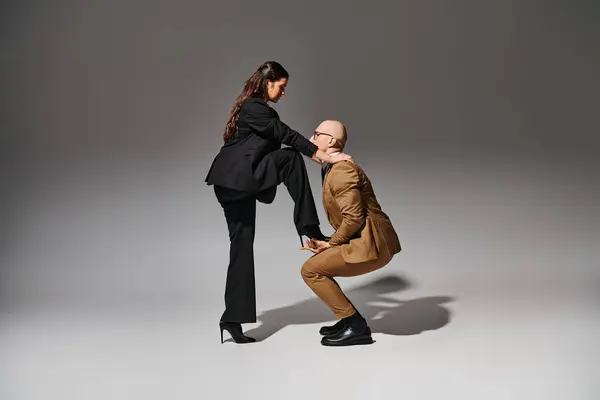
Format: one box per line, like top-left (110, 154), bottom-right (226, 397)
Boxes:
top-left (322, 165), bottom-right (336, 224)
top-left (321, 162), bottom-right (332, 186)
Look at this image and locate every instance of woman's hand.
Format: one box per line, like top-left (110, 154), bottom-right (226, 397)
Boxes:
top-left (329, 152), bottom-right (352, 164)
top-left (300, 238), bottom-right (331, 254)
top-left (313, 149), bottom-right (353, 164)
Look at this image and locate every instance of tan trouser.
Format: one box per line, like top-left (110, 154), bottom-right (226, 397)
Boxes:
top-left (301, 246), bottom-right (392, 319)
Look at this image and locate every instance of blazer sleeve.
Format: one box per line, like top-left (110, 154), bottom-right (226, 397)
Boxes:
top-left (243, 100), bottom-right (318, 157)
top-left (328, 162), bottom-right (366, 246)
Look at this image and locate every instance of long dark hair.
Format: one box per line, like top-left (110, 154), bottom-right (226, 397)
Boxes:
top-left (223, 61), bottom-right (289, 141)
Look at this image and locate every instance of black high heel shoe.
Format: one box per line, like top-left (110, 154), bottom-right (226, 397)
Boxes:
top-left (299, 225), bottom-right (330, 245)
top-left (219, 321), bottom-right (256, 344)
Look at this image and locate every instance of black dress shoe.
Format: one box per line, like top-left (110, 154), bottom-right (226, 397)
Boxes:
top-left (219, 321), bottom-right (256, 344)
top-left (319, 319), bottom-right (345, 336)
top-left (321, 324), bottom-right (374, 347)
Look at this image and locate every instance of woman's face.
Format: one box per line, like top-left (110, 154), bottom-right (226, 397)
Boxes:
top-left (266, 77), bottom-right (287, 103)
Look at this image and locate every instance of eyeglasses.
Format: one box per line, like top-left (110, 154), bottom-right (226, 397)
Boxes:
top-left (313, 131), bottom-right (334, 139)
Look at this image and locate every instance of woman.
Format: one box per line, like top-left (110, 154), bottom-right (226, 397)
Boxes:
top-left (205, 61), bottom-right (351, 344)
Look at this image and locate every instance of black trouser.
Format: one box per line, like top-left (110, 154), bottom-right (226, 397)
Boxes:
top-left (214, 148), bottom-right (321, 323)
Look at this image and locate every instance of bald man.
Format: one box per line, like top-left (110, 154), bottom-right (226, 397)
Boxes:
top-left (301, 120), bottom-right (401, 346)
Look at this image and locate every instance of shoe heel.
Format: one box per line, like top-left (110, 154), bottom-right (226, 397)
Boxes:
top-left (219, 321), bottom-right (256, 344)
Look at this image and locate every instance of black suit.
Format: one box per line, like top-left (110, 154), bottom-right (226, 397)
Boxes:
top-left (206, 98), bottom-right (317, 192)
top-left (205, 97), bottom-right (322, 323)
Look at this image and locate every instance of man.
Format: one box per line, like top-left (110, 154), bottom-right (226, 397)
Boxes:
top-left (301, 120), bottom-right (401, 346)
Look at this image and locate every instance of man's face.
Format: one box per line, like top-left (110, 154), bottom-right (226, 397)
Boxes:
top-left (310, 120), bottom-right (346, 152)
top-left (310, 130), bottom-right (335, 151)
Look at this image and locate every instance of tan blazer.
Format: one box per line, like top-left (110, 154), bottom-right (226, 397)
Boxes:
top-left (322, 161), bottom-right (401, 263)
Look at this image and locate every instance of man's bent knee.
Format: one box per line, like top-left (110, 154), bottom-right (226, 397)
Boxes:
top-left (301, 259), bottom-right (319, 281)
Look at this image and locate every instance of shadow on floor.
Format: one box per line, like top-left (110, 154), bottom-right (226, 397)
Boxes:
top-left (243, 274), bottom-right (455, 342)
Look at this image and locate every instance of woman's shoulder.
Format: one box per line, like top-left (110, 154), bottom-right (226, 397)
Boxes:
top-left (244, 97), bottom-right (267, 105)
top-left (241, 97), bottom-right (276, 116)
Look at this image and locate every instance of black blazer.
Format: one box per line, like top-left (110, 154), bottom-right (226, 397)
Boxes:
top-left (205, 98), bottom-right (318, 192)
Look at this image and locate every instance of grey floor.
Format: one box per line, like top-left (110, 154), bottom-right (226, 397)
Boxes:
top-left (1, 269), bottom-right (598, 400)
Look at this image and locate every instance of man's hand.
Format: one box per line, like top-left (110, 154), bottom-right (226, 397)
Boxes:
top-left (300, 238), bottom-right (331, 254)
